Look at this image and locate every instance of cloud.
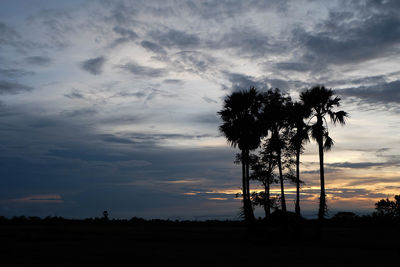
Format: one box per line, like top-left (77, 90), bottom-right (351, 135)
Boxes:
top-left (0, 80), bottom-right (33, 95)
top-left (293, 9), bottom-right (400, 68)
top-left (222, 72), bottom-right (266, 92)
top-left (210, 26), bottom-right (281, 57)
top-left (163, 79), bottom-right (183, 84)
top-left (0, 68), bottom-right (34, 78)
top-left (202, 96), bottom-right (218, 104)
top-left (274, 62), bottom-right (314, 72)
top-left (150, 29), bottom-right (200, 49)
top-left (327, 161), bottom-right (389, 169)
top-left (113, 26), bottom-right (138, 40)
top-left (99, 134), bottom-right (137, 145)
top-left (168, 51), bottom-right (220, 78)
top-left (64, 89), bottom-right (85, 99)
top-left (61, 107), bottom-right (97, 117)
top-left (81, 56), bottom-right (106, 75)
top-left (338, 80), bottom-right (400, 104)
top-left (140, 40), bottom-right (167, 55)
top-left (24, 56), bottom-right (52, 66)
top-left (119, 61), bottom-right (167, 78)
top-left (0, 21), bottom-right (20, 46)
top-left (111, 26), bottom-right (138, 46)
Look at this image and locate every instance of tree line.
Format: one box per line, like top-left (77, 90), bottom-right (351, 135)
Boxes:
top-left (218, 85), bottom-right (348, 234)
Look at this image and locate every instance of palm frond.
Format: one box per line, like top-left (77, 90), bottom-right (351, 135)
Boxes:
top-left (323, 134), bottom-right (334, 151)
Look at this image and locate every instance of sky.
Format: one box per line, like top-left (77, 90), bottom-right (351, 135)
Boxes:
top-left (0, 0), bottom-right (399, 220)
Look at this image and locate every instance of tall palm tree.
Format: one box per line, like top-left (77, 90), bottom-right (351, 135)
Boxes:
top-left (300, 85), bottom-right (348, 226)
top-left (288, 101), bottom-right (310, 216)
top-left (218, 87), bottom-right (262, 224)
top-left (260, 89), bottom-right (292, 212)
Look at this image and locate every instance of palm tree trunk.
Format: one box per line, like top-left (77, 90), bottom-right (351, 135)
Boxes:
top-left (295, 148), bottom-right (301, 216)
top-left (317, 119), bottom-right (326, 240)
top-left (318, 137), bottom-right (326, 220)
top-left (277, 151), bottom-right (286, 213)
top-left (264, 183), bottom-right (270, 218)
top-left (245, 150), bottom-right (251, 203)
top-left (241, 150), bottom-right (248, 211)
top-left (242, 150), bottom-right (255, 224)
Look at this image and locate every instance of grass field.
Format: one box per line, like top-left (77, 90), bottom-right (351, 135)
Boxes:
top-left (1, 218), bottom-right (399, 266)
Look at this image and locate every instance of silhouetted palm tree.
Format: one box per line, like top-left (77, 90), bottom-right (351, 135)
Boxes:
top-left (260, 89), bottom-right (292, 212)
top-left (288, 102), bottom-right (310, 216)
top-left (300, 85), bottom-right (348, 229)
top-left (218, 87), bottom-right (262, 224)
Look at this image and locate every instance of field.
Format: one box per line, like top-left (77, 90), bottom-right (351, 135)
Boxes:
top-left (1, 218), bottom-right (399, 266)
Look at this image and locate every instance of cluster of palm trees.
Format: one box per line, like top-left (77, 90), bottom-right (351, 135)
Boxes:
top-left (218, 85), bottom-right (348, 229)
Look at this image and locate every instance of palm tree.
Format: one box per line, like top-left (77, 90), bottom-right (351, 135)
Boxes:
top-left (218, 87), bottom-right (262, 224)
top-left (260, 89), bottom-right (292, 212)
top-left (288, 101), bottom-right (310, 216)
top-left (300, 85), bottom-right (348, 229)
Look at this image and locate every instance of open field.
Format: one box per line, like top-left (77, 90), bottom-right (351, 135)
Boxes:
top-left (1, 218), bottom-right (399, 266)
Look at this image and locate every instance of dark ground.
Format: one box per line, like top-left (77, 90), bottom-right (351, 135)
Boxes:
top-left (1, 217), bottom-right (399, 266)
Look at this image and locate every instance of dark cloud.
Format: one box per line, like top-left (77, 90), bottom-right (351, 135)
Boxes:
top-left (0, 21), bottom-right (20, 46)
top-left (193, 113), bottom-right (220, 125)
top-left (202, 96), bottom-right (218, 104)
top-left (99, 114), bottom-right (146, 125)
top-left (111, 26), bottom-right (138, 46)
top-left (0, 103), bottom-right (238, 218)
top-left (81, 56), bottom-right (106, 75)
top-left (121, 132), bottom-right (216, 145)
top-left (211, 26), bottom-right (283, 58)
top-left (64, 89), bottom-right (85, 99)
top-left (183, 0), bottom-right (288, 21)
top-left (0, 21), bottom-right (38, 52)
top-left (274, 62), bottom-right (314, 72)
top-left (28, 8), bottom-right (74, 49)
top-left (24, 56), bottom-right (52, 66)
top-left (327, 162), bottom-right (388, 169)
top-left (172, 51), bottom-right (216, 74)
top-left (150, 29), bottom-right (200, 49)
top-left (119, 61), bottom-right (167, 78)
top-left (113, 91), bottom-right (147, 98)
top-left (113, 26), bottom-right (138, 40)
top-left (0, 68), bottom-right (34, 78)
top-left (293, 9), bottom-right (400, 68)
top-left (338, 80), bottom-right (400, 104)
top-left (101, 1), bottom-right (138, 26)
top-left (0, 80), bottom-right (33, 95)
top-left (222, 72), bottom-right (266, 92)
top-left (345, 177), bottom-right (400, 187)
top-left (163, 79), bottom-right (183, 84)
top-left (140, 40), bottom-right (167, 55)
top-left (99, 134), bottom-right (137, 145)
top-left (61, 108), bottom-right (97, 117)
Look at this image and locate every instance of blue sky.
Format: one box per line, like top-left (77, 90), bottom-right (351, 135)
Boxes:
top-left (1, 0), bottom-right (399, 219)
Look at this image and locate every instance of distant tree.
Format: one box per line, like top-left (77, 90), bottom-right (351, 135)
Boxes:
top-left (103, 210), bottom-right (109, 221)
top-left (218, 87), bottom-right (263, 224)
top-left (333, 212), bottom-right (358, 220)
top-left (249, 147), bottom-right (278, 220)
top-left (300, 85), bottom-right (348, 236)
top-left (374, 195), bottom-right (400, 217)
